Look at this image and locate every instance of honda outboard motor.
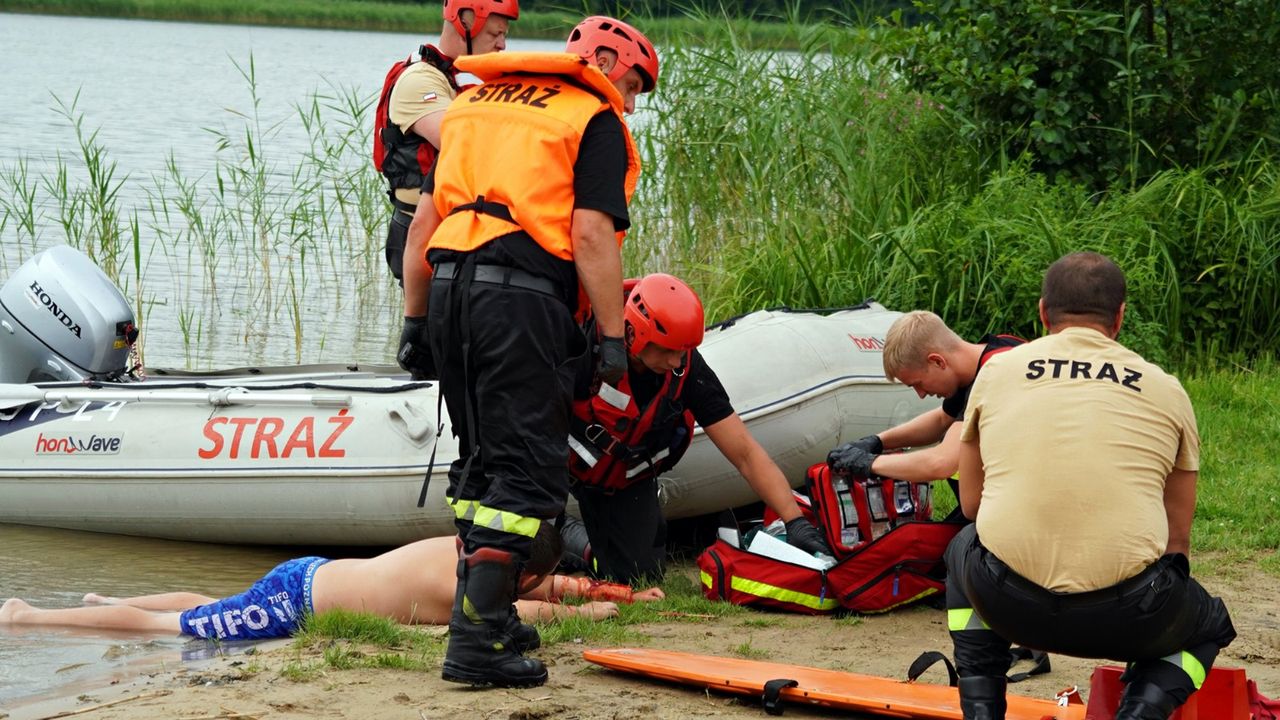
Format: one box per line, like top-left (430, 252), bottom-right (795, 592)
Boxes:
top-left (0, 245), bottom-right (138, 384)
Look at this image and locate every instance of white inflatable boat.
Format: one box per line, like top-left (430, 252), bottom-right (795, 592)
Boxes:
top-left (0, 246), bottom-right (934, 545)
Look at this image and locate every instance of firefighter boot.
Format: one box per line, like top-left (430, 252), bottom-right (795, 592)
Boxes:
top-left (1114, 682), bottom-right (1179, 720)
top-left (506, 610), bottom-right (540, 653)
top-left (442, 547), bottom-right (547, 688)
top-left (958, 676), bottom-right (1008, 720)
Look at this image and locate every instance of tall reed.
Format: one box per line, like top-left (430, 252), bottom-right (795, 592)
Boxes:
top-left (2, 30), bottom-right (1277, 369)
top-left (629, 20), bottom-right (1280, 365)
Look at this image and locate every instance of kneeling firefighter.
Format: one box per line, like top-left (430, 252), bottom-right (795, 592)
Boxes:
top-left (562, 273), bottom-right (833, 584)
top-left (397, 16), bottom-right (659, 689)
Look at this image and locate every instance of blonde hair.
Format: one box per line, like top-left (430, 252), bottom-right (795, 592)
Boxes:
top-left (882, 311), bottom-right (963, 381)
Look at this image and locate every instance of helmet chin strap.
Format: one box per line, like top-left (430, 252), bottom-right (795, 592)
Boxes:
top-left (461, 17), bottom-right (474, 55)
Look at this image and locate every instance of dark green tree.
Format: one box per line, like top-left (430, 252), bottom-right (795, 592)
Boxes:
top-left (892, 0), bottom-right (1280, 188)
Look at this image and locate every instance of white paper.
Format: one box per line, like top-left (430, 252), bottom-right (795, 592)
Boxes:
top-left (717, 527), bottom-right (741, 548)
top-left (747, 528), bottom-right (837, 570)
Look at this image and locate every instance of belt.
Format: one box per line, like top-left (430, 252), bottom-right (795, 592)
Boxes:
top-left (433, 262), bottom-right (560, 298)
top-left (979, 542), bottom-right (1171, 607)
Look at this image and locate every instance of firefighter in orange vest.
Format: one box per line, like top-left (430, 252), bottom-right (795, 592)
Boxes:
top-left (561, 274), bottom-right (833, 584)
top-left (398, 17), bottom-right (658, 689)
top-left (376, 0), bottom-right (517, 286)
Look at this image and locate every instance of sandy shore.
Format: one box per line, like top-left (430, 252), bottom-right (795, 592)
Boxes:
top-left (5, 561), bottom-right (1278, 720)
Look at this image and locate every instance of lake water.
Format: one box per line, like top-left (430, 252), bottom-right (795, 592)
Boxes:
top-left (0, 12), bottom-right (576, 707)
top-left (0, 11), bottom-right (568, 371)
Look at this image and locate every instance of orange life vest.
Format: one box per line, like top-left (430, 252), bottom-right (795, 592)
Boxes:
top-left (428, 52), bottom-right (641, 261)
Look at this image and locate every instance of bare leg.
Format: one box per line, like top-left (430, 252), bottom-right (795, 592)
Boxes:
top-left (82, 591), bottom-right (216, 610)
top-left (1, 598), bottom-right (183, 634)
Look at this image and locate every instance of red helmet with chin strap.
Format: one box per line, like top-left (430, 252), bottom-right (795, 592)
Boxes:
top-left (443, 0), bottom-right (518, 40)
top-left (565, 16), bottom-right (659, 93)
top-left (624, 274), bottom-right (704, 356)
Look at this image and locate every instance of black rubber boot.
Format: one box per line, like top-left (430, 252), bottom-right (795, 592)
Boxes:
top-left (958, 676), bottom-right (1008, 720)
top-left (442, 547), bottom-right (548, 688)
top-left (1115, 682), bottom-right (1180, 720)
top-left (506, 611), bottom-right (540, 653)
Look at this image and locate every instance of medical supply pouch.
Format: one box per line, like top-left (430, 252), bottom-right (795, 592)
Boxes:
top-left (697, 462), bottom-right (963, 614)
top-left (697, 530), bottom-right (839, 615)
top-left (805, 461), bottom-right (934, 556)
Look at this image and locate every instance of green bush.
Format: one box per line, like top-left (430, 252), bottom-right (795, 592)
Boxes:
top-left (891, 0), bottom-right (1280, 189)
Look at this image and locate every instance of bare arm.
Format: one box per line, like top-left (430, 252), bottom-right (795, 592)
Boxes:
top-left (514, 599), bottom-right (618, 622)
top-left (704, 414), bottom-right (804, 522)
top-left (878, 407), bottom-right (954, 450)
top-left (957, 432), bottom-right (985, 520)
top-left (1163, 468), bottom-right (1197, 556)
top-left (870, 422), bottom-right (964, 482)
top-left (403, 194), bottom-right (440, 317)
top-left (409, 111), bottom-right (445, 151)
top-left (571, 208), bottom-right (624, 337)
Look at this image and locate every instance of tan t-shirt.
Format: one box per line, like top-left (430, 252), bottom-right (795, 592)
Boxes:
top-left (388, 62), bottom-right (456, 207)
top-left (963, 326), bottom-right (1199, 593)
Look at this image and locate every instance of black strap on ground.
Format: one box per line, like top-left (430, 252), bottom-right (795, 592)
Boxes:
top-left (906, 647), bottom-right (1049, 687)
top-left (761, 678), bottom-right (798, 716)
top-left (907, 651), bottom-right (958, 686)
top-left (1007, 646), bottom-right (1051, 683)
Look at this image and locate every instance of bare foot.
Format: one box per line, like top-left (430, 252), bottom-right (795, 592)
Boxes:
top-left (82, 593), bottom-right (117, 605)
top-left (0, 598), bottom-right (32, 623)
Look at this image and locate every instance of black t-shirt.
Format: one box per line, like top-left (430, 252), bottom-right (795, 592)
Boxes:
top-left (940, 334), bottom-right (1026, 420)
top-left (587, 349), bottom-right (735, 430)
top-left (423, 111), bottom-right (630, 308)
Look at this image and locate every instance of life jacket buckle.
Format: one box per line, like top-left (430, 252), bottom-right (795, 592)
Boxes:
top-left (584, 423), bottom-right (621, 457)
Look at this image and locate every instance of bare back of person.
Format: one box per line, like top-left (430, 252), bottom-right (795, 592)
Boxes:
top-left (311, 535), bottom-right (458, 624)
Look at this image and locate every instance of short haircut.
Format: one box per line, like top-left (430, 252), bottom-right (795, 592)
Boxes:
top-left (882, 310), bottom-right (963, 381)
top-left (527, 521), bottom-right (564, 579)
top-left (1041, 252), bottom-right (1126, 327)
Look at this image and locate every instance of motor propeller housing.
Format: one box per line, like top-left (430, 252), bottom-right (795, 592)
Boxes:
top-left (0, 245), bottom-right (137, 384)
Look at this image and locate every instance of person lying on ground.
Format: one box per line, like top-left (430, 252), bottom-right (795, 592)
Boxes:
top-left (0, 526), bottom-right (663, 641)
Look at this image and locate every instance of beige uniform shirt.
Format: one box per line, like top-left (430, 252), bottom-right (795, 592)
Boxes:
top-left (388, 61), bottom-right (456, 207)
top-left (963, 326), bottom-right (1199, 593)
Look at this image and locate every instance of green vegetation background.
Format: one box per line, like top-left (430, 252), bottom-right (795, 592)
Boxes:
top-left (2, 2), bottom-right (1277, 567)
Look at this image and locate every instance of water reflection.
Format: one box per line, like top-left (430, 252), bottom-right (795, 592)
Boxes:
top-left (0, 522), bottom-right (345, 704)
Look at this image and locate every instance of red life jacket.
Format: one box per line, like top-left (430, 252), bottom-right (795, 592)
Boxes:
top-left (568, 354), bottom-right (696, 492)
top-left (979, 333), bottom-right (1024, 367)
top-left (372, 45), bottom-right (459, 196)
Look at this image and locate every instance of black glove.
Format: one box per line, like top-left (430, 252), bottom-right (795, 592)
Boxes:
top-left (827, 443), bottom-right (877, 478)
top-left (785, 517), bottom-right (832, 557)
top-left (849, 434), bottom-right (883, 455)
top-left (397, 316), bottom-right (437, 381)
top-left (596, 335), bottom-right (627, 386)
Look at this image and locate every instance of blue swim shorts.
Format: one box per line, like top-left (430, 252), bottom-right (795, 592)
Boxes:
top-left (179, 556), bottom-right (329, 640)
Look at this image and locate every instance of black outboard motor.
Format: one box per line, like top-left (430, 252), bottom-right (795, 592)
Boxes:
top-left (0, 245), bottom-right (138, 384)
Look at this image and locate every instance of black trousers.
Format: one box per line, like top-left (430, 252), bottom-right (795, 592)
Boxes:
top-left (946, 523), bottom-right (1235, 704)
top-left (570, 476), bottom-right (667, 584)
top-left (427, 264), bottom-right (584, 560)
top-left (384, 210), bottom-right (411, 285)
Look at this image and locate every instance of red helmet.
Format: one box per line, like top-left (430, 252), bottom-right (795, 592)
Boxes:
top-left (624, 274), bottom-right (704, 356)
top-left (565, 16), bottom-right (659, 93)
top-left (443, 0), bottom-right (518, 40)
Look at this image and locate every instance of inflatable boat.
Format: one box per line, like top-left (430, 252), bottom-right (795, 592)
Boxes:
top-left (0, 246), bottom-right (934, 545)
